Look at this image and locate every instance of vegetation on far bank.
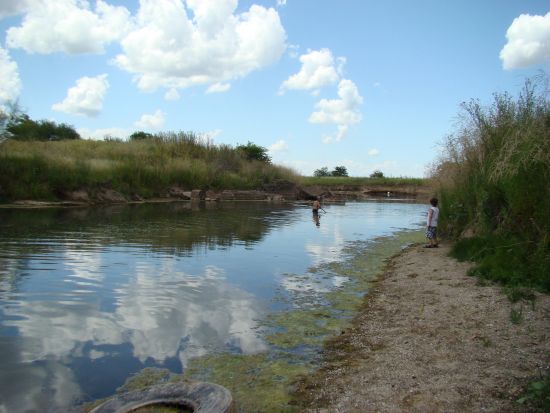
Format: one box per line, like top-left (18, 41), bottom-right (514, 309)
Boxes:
top-left (0, 132), bottom-right (299, 202)
top-left (0, 105), bottom-right (430, 203)
top-left (430, 75), bottom-right (550, 293)
top-left (302, 175), bottom-right (427, 187)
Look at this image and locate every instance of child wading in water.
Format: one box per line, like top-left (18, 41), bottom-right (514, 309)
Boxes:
top-left (425, 197), bottom-right (439, 248)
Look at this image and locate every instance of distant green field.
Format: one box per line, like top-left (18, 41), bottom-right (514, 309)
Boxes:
top-left (300, 176), bottom-right (427, 187)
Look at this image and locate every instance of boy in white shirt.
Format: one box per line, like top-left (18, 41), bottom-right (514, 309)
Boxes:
top-left (425, 197), bottom-right (439, 248)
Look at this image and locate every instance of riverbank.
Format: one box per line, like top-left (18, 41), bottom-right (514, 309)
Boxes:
top-left (295, 242), bottom-right (550, 412)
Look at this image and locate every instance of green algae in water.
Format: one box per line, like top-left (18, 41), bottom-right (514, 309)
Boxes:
top-left (118, 367), bottom-right (174, 393)
top-left (183, 353), bottom-right (309, 413)
top-left (113, 230), bottom-right (424, 413)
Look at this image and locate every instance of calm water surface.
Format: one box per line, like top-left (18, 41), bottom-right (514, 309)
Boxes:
top-left (0, 201), bottom-right (424, 412)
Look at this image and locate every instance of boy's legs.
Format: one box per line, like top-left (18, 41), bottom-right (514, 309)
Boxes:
top-left (426, 227), bottom-right (438, 247)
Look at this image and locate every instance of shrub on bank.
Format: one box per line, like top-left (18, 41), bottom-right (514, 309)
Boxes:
top-left (431, 76), bottom-right (550, 291)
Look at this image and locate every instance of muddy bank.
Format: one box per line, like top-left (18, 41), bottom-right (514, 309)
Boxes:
top-left (0, 181), bottom-right (433, 208)
top-left (294, 242), bottom-right (550, 412)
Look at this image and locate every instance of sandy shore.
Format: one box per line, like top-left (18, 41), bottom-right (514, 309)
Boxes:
top-left (297, 241), bottom-right (550, 412)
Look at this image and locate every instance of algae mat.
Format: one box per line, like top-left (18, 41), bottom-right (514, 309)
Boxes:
top-left (120, 230), bottom-right (424, 412)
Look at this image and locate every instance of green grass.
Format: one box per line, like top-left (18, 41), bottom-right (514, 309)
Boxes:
top-left (0, 134), bottom-right (299, 202)
top-left (433, 76), bottom-right (550, 292)
top-left (300, 176), bottom-right (427, 187)
top-left (517, 372), bottom-right (550, 411)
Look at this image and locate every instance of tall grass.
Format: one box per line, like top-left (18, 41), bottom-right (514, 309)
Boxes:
top-left (0, 132), bottom-right (299, 201)
top-left (430, 75), bottom-right (550, 291)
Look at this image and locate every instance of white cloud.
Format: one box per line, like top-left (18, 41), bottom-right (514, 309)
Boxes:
top-left (368, 148), bottom-right (379, 156)
top-left (0, 0), bottom-right (33, 19)
top-left (500, 12), bottom-right (550, 69)
top-left (164, 88), bottom-right (180, 101)
top-left (206, 82), bottom-right (231, 94)
top-left (6, 0), bottom-right (132, 54)
top-left (135, 109), bottom-right (165, 130)
top-left (268, 139), bottom-right (288, 152)
top-left (114, 0), bottom-right (286, 92)
top-left (309, 78), bottom-right (363, 143)
top-left (78, 127), bottom-right (129, 141)
top-left (52, 74), bottom-right (109, 117)
top-left (280, 48), bottom-right (341, 93)
top-left (322, 124), bottom-right (348, 144)
top-left (276, 0), bottom-right (287, 7)
top-left (0, 46), bottom-right (21, 102)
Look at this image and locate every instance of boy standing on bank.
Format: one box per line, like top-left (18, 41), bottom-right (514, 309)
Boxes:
top-left (425, 197), bottom-right (439, 248)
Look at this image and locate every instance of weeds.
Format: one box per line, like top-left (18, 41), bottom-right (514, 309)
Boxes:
top-left (0, 134), bottom-right (299, 202)
top-left (510, 306), bottom-right (523, 324)
top-left (432, 75), bottom-right (550, 292)
top-left (517, 371), bottom-right (550, 411)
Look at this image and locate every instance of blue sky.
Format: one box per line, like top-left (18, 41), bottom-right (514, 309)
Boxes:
top-left (1, 0), bottom-right (549, 177)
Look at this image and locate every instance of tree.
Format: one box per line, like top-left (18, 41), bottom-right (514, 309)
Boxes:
top-left (370, 170), bottom-right (384, 178)
top-left (331, 166), bottom-right (348, 177)
top-left (130, 131), bottom-right (154, 140)
top-left (314, 167), bottom-right (330, 177)
top-left (7, 113), bottom-right (80, 141)
top-left (0, 101), bottom-right (24, 141)
top-left (236, 141), bottom-right (271, 163)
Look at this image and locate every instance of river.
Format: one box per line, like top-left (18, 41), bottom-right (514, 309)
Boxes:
top-left (0, 200), bottom-right (425, 412)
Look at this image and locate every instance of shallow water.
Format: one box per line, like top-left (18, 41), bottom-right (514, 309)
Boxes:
top-left (0, 201), bottom-right (425, 412)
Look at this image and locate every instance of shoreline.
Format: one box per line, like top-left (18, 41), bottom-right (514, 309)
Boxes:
top-left (295, 241), bottom-right (550, 412)
top-left (0, 182), bottom-right (433, 209)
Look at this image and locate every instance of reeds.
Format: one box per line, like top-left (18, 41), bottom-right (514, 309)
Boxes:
top-left (0, 132), bottom-right (299, 201)
top-left (431, 75), bottom-right (550, 291)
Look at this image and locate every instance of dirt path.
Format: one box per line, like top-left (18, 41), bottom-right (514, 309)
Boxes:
top-left (297, 241), bottom-right (550, 413)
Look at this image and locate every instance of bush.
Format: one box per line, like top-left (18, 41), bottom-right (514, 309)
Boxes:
top-left (236, 141), bottom-right (271, 163)
top-left (432, 75), bottom-right (550, 291)
top-left (369, 170), bottom-right (384, 178)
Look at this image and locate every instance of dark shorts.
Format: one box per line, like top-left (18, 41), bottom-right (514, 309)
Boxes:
top-left (312, 209), bottom-right (319, 215)
top-left (426, 226), bottom-right (437, 239)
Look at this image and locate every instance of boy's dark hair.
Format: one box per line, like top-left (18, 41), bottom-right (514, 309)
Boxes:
top-left (430, 197), bottom-right (438, 206)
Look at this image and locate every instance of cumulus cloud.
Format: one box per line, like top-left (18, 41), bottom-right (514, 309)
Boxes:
top-left (500, 12), bottom-right (550, 69)
top-left (206, 82), bottom-right (231, 94)
top-left (135, 109), bottom-right (165, 130)
top-left (269, 139), bottom-right (288, 152)
top-left (52, 74), bottom-right (109, 117)
top-left (114, 0), bottom-right (286, 93)
top-left (0, 46), bottom-right (21, 102)
top-left (368, 148), bottom-right (379, 156)
top-left (280, 48), bottom-right (342, 93)
top-left (6, 0), bottom-right (132, 54)
top-left (309, 79), bottom-right (363, 143)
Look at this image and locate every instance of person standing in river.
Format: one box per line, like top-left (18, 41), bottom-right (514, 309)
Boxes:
top-left (425, 197), bottom-right (439, 248)
top-left (312, 197), bottom-right (322, 214)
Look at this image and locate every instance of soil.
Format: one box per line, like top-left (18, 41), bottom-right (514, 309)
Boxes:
top-left (295, 241), bottom-right (550, 413)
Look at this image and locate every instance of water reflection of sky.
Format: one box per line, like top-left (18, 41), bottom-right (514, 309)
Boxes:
top-left (0, 201), bottom-right (424, 412)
